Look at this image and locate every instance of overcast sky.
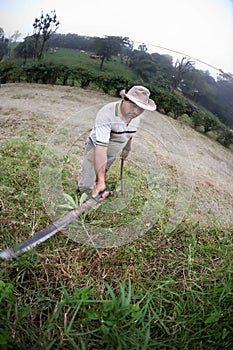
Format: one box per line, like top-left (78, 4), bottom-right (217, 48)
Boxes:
top-left (1, 0), bottom-right (233, 74)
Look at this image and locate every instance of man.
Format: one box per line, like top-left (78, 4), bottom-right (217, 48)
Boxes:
top-left (78, 85), bottom-right (156, 199)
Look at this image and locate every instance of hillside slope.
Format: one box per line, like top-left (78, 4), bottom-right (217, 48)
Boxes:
top-left (0, 83), bottom-right (232, 229)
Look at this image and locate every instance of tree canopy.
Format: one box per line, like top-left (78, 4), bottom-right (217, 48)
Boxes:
top-left (0, 28), bottom-right (9, 61)
top-left (32, 10), bottom-right (60, 61)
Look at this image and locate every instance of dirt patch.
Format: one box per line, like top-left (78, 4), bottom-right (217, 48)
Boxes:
top-left (0, 83), bottom-right (232, 229)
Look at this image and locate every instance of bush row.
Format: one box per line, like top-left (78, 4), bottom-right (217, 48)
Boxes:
top-left (1, 61), bottom-right (232, 148)
top-left (190, 109), bottom-right (233, 147)
top-left (0, 61), bottom-right (130, 94)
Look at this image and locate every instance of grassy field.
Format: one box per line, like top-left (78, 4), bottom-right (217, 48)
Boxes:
top-left (43, 48), bottom-right (138, 80)
top-left (1, 136), bottom-right (233, 349)
top-left (0, 75), bottom-right (232, 348)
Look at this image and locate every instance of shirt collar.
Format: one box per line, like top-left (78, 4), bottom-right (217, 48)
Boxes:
top-left (115, 101), bottom-right (123, 116)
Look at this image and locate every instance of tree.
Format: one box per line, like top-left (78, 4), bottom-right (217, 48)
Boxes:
top-left (138, 43), bottom-right (147, 52)
top-left (215, 75), bottom-right (233, 128)
top-left (93, 36), bottom-right (122, 70)
top-left (14, 36), bottom-right (35, 62)
top-left (0, 28), bottom-right (9, 61)
top-left (10, 30), bottom-right (21, 43)
top-left (129, 50), bottom-right (157, 82)
top-left (170, 57), bottom-right (195, 92)
top-left (150, 53), bottom-right (174, 89)
top-left (48, 33), bottom-right (94, 51)
top-left (33, 10), bottom-right (59, 61)
top-left (118, 37), bottom-right (133, 64)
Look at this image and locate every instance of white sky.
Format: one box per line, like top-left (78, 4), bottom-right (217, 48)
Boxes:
top-left (1, 0), bottom-right (233, 74)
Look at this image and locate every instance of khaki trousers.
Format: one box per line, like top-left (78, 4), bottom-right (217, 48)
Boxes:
top-left (78, 137), bottom-right (123, 193)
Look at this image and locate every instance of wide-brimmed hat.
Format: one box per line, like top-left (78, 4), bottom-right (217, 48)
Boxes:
top-left (120, 85), bottom-right (156, 111)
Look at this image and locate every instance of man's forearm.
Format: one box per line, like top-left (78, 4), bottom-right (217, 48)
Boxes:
top-left (94, 145), bottom-right (108, 186)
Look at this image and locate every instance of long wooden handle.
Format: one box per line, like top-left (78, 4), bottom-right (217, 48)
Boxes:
top-left (0, 189), bottom-right (109, 260)
top-left (120, 158), bottom-right (124, 196)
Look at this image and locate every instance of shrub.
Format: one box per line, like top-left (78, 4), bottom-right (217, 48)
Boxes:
top-left (0, 61), bottom-right (22, 84)
top-left (216, 128), bottom-right (233, 147)
top-left (191, 110), bottom-right (204, 129)
top-left (24, 63), bottom-right (61, 84)
top-left (202, 113), bottom-right (220, 134)
top-left (191, 110), bottom-right (225, 134)
top-left (96, 75), bottom-right (131, 96)
top-left (148, 85), bottom-right (186, 118)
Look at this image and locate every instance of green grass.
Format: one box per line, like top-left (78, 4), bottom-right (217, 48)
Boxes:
top-left (1, 139), bottom-right (233, 349)
top-left (43, 48), bottom-right (138, 80)
top-left (61, 159), bottom-right (152, 228)
top-left (0, 140), bottom-right (49, 245)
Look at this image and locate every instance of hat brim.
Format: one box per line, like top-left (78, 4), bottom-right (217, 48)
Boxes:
top-left (120, 89), bottom-right (157, 111)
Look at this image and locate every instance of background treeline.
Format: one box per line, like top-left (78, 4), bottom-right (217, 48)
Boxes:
top-left (1, 31), bottom-right (233, 148)
top-left (49, 33), bottom-right (233, 130)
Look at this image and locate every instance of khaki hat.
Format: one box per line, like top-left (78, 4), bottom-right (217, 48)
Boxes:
top-left (120, 85), bottom-right (156, 111)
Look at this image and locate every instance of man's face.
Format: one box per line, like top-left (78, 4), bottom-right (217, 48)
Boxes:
top-left (121, 99), bottom-right (144, 120)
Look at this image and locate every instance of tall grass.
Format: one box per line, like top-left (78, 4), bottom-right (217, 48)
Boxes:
top-left (1, 139), bottom-right (233, 349)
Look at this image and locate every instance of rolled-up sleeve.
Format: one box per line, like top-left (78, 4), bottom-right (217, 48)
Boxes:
top-left (94, 110), bottom-right (112, 146)
top-left (95, 122), bottom-right (111, 146)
